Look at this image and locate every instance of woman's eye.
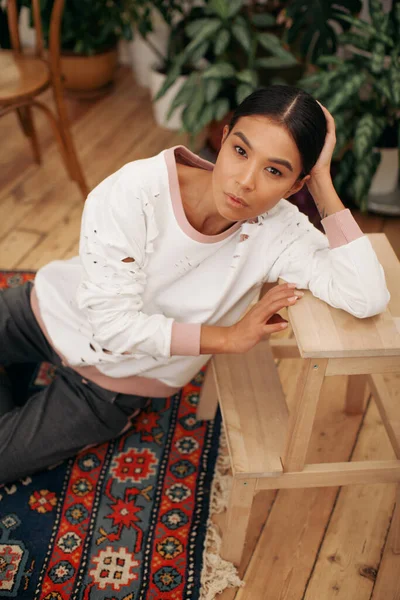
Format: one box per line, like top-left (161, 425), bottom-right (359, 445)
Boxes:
top-left (266, 166), bottom-right (282, 176)
top-left (234, 145), bottom-right (247, 157)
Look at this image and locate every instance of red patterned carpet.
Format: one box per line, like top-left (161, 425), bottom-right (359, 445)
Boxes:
top-left (0, 271), bottom-right (223, 600)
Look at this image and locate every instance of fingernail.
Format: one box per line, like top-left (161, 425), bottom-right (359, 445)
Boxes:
top-left (288, 296), bottom-right (298, 301)
top-left (294, 291), bottom-right (304, 297)
top-left (288, 283), bottom-right (297, 288)
top-left (280, 322), bottom-right (288, 328)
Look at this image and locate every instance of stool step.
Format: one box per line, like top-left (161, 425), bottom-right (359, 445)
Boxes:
top-left (212, 342), bottom-right (289, 477)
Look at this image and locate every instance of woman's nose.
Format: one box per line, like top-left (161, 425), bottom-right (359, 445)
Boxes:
top-left (236, 166), bottom-right (256, 191)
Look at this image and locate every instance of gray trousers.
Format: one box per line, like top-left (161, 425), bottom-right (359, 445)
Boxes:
top-left (0, 281), bottom-right (154, 484)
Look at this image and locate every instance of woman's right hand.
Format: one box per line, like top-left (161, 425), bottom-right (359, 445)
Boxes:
top-left (225, 282), bottom-right (304, 354)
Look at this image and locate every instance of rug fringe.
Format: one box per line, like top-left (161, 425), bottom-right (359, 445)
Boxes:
top-left (200, 427), bottom-right (246, 599)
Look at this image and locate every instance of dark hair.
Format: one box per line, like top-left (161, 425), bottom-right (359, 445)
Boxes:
top-left (228, 85), bottom-right (327, 179)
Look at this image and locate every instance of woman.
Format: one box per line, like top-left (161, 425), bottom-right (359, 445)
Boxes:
top-left (0, 86), bottom-right (390, 483)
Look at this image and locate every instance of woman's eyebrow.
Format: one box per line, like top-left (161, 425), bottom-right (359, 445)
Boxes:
top-left (233, 131), bottom-right (293, 172)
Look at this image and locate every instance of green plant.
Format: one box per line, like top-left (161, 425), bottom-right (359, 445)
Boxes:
top-left (278, 0), bottom-right (362, 64)
top-left (22, 0), bottom-right (136, 55)
top-left (300, 0), bottom-right (400, 210)
top-left (155, 0), bottom-right (298, 136)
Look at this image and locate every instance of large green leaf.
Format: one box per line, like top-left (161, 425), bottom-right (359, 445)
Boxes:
top-left (209, 0), bottom-right (230, 20)
top-left (316, 55), bottom-right (344, 67)
top-left (236, 69), bottom-right (258, 86)
top-left (256, 55), bottom-right (298, 69)
top-left (370, 40), bottom-right (386, 73)
top-left (154, 61), bottom-right (182, 101)
top-left (183, 19), bottom-right (221, 60)
top-left (251, 13), bottom-right (275, 27)
top-left (337, 31), bottom-right (371, 51)
top-left (332, 114), bottom-right (355, 160)
top-left (336, 12), bottom-right (393, 46)
top-left (257, 32), bottom-right (296, 61)
top-left (236, 83), bottom-right (254, 105)
top-left (214, 28), bottom-right (230, 55)
top-left (202, 63), bottom-right (236, 78)
top-left (389, 61), bottom-right (400, 106)
top-left (232, 20), bottom-right (252, 53)
top-left (185, 19), bottom-right (212, 39)
top-left (205, 78), bottom-right (223, 103)
top-left (166, 74), bottom-right (197, 120)
top-left (353, 113), bottom-right (386, 160)
top-left (190, 40), bottom-right (210, 63)
top-left (197, 103), bottom-right (217, 131)
top-left (226, 0), bottom-right (243, 18)
top-left (334, 150), bottom-right (355, 195)
top-left (373, 74), bottom-right (393, 102)
top-left (352, 150), bottom-right (381, 210)
top-left (214, 98), bottom-right (230, 121)
top-left (182, 82), bottom-right (206, 131)
top-left (326, 72), bottom-right (367, 113)
top-left (368, 0), bottom-right (386, 33)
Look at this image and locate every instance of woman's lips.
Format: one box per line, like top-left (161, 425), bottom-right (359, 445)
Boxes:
top-left (225, 193), bottom-right (248, 208)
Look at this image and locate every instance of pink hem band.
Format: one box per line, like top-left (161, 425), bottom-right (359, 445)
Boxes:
top-left (171, 321), bottom-right (202, 356)
top-left (321, 208), bottom-right (364, 249)
top-left (30, 286), bottom-right (181, 398)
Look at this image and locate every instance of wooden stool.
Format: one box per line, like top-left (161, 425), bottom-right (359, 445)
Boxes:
top-left (196, 233), bottom-right (400, 567)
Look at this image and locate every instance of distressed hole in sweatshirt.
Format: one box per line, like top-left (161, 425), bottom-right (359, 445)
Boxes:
top-left (122, 257), bottom-right (135, 263)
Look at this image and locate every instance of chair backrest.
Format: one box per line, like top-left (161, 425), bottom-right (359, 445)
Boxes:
top-left (7, 0), bottom-right (65, 85)
top-left (7, 0), bottom-right (63, 58)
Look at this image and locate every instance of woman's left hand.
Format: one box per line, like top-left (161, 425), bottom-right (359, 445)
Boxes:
top-left (309, 102), bottom-right (336, 181)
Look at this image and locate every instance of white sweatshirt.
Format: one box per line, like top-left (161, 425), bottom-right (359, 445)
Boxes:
top-left (31, 145), bottom-right (390, 396)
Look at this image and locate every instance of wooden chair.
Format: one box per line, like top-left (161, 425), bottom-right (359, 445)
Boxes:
top-left (197, 232), bottom-right (400, 567)
top-left (0, 0), bottom-right (88, 198)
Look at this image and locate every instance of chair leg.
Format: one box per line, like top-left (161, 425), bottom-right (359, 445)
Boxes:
top-left (392, 484), bottom-right (400, 554)
top-left (51, 83), bottom-right (88, 199)
top-left (16, 106), bottom-right (41, 164)
top-left (220, 477), bottom-right (256, 567)
top-left (196, 360), bottom-right (218, 421)
top-left (345, 375), bottom-right (367, 415)
top-left (282, 358), bottom-right (328, 472)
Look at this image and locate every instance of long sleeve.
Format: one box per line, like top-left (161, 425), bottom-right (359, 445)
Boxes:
top-left (266, 206), bottom-right (390, 319)
top-left (76, 166), bottom-right (201, 358)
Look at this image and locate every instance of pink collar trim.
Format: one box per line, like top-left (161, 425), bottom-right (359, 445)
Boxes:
top-left (164, 145), bottom-right (242, 244)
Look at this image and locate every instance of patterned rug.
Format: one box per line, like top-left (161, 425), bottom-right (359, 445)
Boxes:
top-left (0, 271), bottom-right (226, 600)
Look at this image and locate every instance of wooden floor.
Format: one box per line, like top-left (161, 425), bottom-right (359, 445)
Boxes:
top-left (1, 67), bottom-right (400, 599)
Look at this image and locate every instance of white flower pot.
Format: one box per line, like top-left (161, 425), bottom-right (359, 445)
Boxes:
top-left (150, 68), bottom-right (186, 130)
top-left (369, 147), bottom-right (399, 196)
top-left (129, 13), bottom-right (169, 89)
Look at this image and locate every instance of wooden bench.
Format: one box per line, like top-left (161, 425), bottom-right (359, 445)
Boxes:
top-left (196, 233), bottom-right (400, 567)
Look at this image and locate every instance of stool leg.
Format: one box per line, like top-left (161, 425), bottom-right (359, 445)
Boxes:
top-left (392, 484), bottom-right (400, 554)
top-left (282, 358), bottom-right (327, 472)
top-left (345, 375), bottom-right (367, 415)
top-left (221, 477), bottom-right (256, 567)
top-left (196, 360), bottom-right (218, 421)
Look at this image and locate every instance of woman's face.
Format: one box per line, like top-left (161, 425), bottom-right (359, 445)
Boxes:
top-left (212, 115), bottom-right (309, 221)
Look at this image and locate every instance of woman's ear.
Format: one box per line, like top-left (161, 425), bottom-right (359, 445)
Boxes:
top-left (285, 174), bottom-right (310, 197)
top-left (221, 125), bottom-right (230, 146)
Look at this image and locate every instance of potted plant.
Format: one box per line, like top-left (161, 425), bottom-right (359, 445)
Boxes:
top-left (299, 0), bottom-right (400, 213)
top-left (277, 0), bottom-right (362, 65)
top-left (153, 0), bottom-right (298, 145)
top-left (23, 0), bottom-right (136, 96)
top-left (128, 0), bottom-right (191, 90)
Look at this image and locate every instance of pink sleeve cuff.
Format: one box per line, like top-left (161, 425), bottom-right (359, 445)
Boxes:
top-left (170, 322), bottom-right (201, 356)
top-left (321, 208), bottom-right (364, 249)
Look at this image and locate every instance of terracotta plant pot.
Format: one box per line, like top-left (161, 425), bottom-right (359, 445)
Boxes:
top-left (60, 47), bottom-right (118, 97)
